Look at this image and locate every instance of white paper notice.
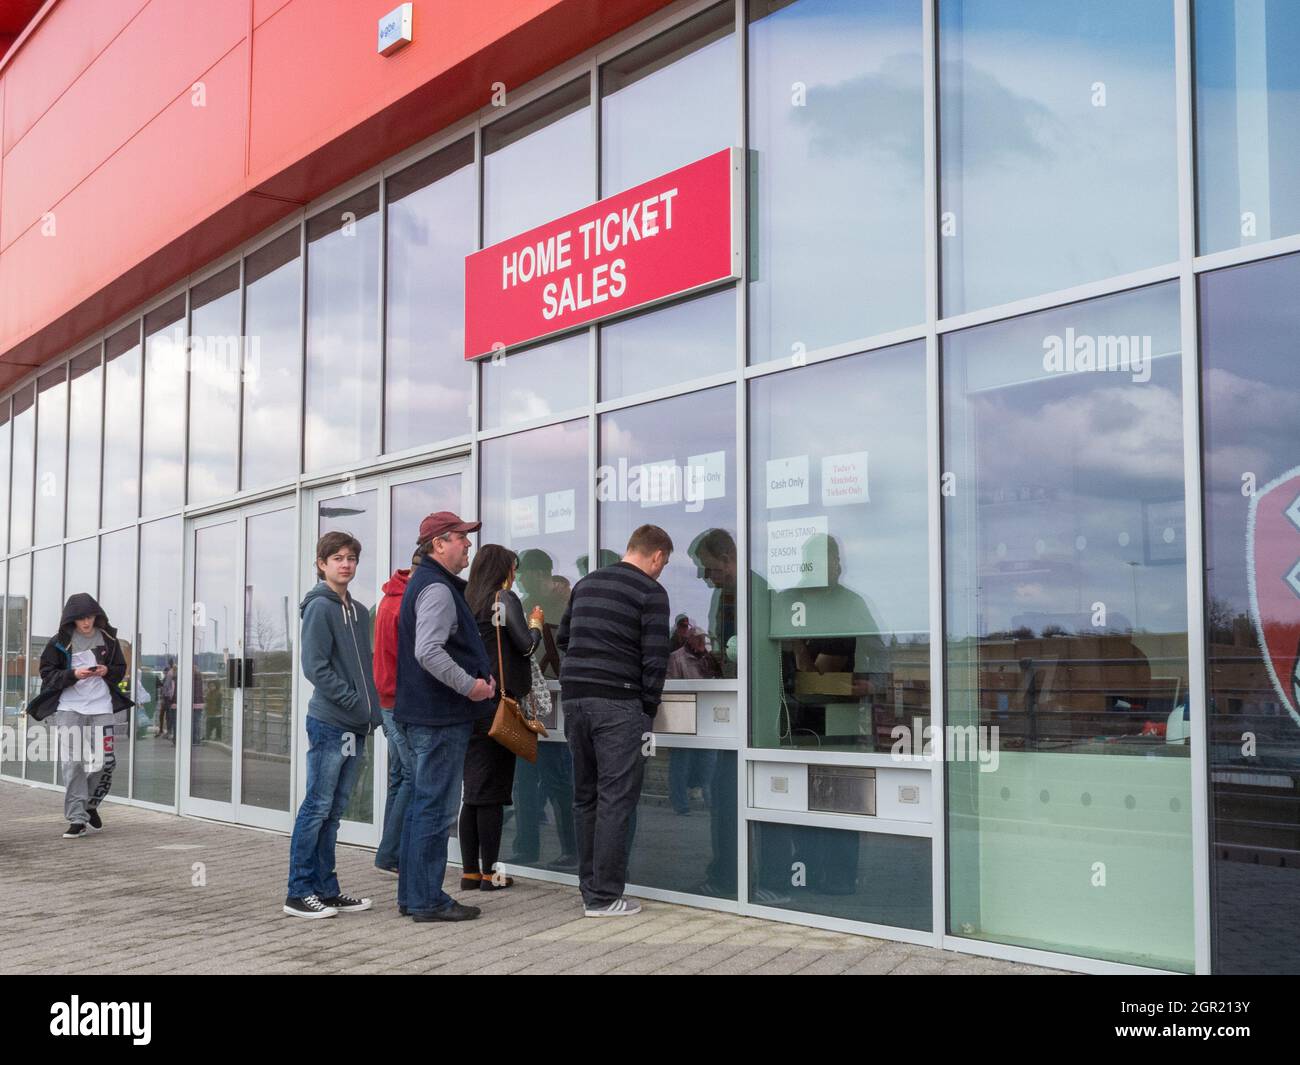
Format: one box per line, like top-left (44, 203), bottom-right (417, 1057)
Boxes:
top-left (639, 459), bottom-right (679, 508)
top-left (822, 451), bottom-right (869, 506)
top-left (766, 455), bottom-right (809, 510)
top-left (510, 495), bottom-right (540, 538)
top-left (766, 515), bottom-right (828, 591)
top-left (685, 450), bottom-right (726, 504)
top-left (544, 489), bottom-right (576, 534)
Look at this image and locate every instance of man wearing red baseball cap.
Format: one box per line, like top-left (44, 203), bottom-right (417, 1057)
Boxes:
top-left (393, 511), bottom-right (498, 922)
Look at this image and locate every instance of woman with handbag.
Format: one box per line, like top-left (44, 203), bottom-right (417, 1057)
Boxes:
top-left (463, 545), bottom-right (545, 892)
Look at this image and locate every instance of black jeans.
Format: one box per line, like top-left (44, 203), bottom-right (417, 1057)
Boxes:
top-left (565, 696), bottom-right (649, 907)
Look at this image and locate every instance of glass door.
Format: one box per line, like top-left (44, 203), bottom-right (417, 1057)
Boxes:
top-left (182, 496), bottom-right (296, 831)
top-left (302, 459), bottom-right (470, 847)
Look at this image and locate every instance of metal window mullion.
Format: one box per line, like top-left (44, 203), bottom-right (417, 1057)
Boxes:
top-left (1174, 0), bottom-right (1212, 977)
top-left (922, 0), bottom-right (945, 950)
top-left (378, 176), bottom-right (389, 458)
top-left (235, 257), bottom-right (247, 494)
top-left (298, 218), bottom-right (308, 479)
top-left (133, 319), bottom-right (144, 525)
top-left (734, 0), bottom-right (750, 911)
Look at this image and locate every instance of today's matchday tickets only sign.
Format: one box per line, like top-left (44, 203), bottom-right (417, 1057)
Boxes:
top-left (464, 147), bottom-right (742, 359)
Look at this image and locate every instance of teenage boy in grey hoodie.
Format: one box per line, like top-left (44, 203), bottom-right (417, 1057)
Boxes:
top-left (284, 531), bottom-right (383, 919)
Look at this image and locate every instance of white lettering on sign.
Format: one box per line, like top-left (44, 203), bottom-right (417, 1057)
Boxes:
top-left (544, 490), bottom-right (575, 534)
top-left (822, 451), bottom-right (869, 506)
top-left (766, 516), bottom-right (828, 591)
top-left (685, 451), bottom-right (726, 505)
top-left (767, 456), bottom-right (809, 510)
top-left (510, 496), bottom-right (540, 539)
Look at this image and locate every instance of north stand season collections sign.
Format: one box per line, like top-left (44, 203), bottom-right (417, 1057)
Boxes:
top-left (464, 147), bottom-right (742, 359)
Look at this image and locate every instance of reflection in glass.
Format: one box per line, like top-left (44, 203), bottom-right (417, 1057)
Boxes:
top-left (142, 296), bottom-right (186, 515)
top-left (749, 821), bottom-right (931, 928)
top-left (306, 189), bottom-right (380, 472)
top-left (750, 342), bottom-right (929, 751)
top-left (391, 475), bottom-right (462, 571)
top-left (943, 282), bottom-right (1192, 971)
top-left (749, 0), bottom-right (924, 364)
top-left (243, 230), bottom-right (301, 490)
top-left (599, 288), bottom-right (735, 401)
top-left (1200, 252), bottom-right (1300, 973)
top-left (102, 323), bottom-right (141, 529)
top-left (2, 556), bottom-right (27, 778)
top-left (0, 565), bottom-right (7, 776)
top-left (600, 387), bottom-right (737, 679)
top-left (11, 385), bottom-right (34, 550)
top-left (386, 139), bottom-right (475, 452)
top-left (34, 368), bottom-right (67, 545)
top-left (1195, 0), bottom-right (1300, 254)
top-left (0, 401), bottom-right (10, 555)
top-left (134, 517), bottom-right (182, 805)
top-left (191, 522), bottom-right (236, 804)
top-left (66, 349), bottom-right (102, 539)
top-left (939, 0), bottom-right (1178, 314)
top-left (188, 265), bottom-right (241, 503)
top-left (25, 546), bottom-right (62, 784)
top-left (600, 2), bottom-right (735, 196)
top-left (64, 539), bottom-right (98, 601)
top-left (483, 79), bottom-right (591, 245)
top-left (243, 508), bottom-right (295, 811)
top-left (317, 490), bottom-right (378, 823)
top-left (99, 527), bottom-right (137, 791)
top-left (480, 333), bottom-right (587, 430)
top-left (480, 419), bottom-right (587, 681)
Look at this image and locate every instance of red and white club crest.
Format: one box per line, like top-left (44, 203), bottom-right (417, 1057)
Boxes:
top-left (1247, 466), bottom-right (1300, 727)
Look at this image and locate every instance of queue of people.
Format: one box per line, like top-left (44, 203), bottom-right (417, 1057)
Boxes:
top-left (281, 511), bottom-right (675, 922)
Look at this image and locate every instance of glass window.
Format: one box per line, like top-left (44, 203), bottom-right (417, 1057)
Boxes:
top-left (749, 821), bottom-right (931, 928)
top-left (390, 474), bottom-right (462, 570)
top-left (599, 387), bottom-right (738, 679)
top-left (749, 342), bottom-right (929, 751)
top-left (1195, 0), bottom-right (1300, 254)
top-left (600, 288), bottom-right (735, 402)
top-left (483, 79), bottom-right (592, 246)
top-left (2, 556), bottom-right (27, 779)
top-left (34, 367), bottom-right (67, 545)
top-left (191, 521), bottom-right (237, 804)
top-left (243, 230), bottom-right (302, 490)
top-left (305, 188), bottom-right (381, 472)
top-left (938, 0), bottom-right (1178, 315)
top-left (102, 322), bottom-right (142, 529)
top-left (64, 537), bottom-right (98, 599)
top-left (480, 419), bottom-right (589, 679)
top-left (385, 139), bottom-right (476, 452)
top-left (66, 348), bottom-right (102, 540)
top-left (498, 740), bottom-right (578, 869)
top-left (600, 2), bottom-right (735, 196)
top-left (0, 400), bottom-right (10, 555)
top-left (1199, 251), bottom-right (1300, 973)
top-left (25, 546), bottom-right (62, 784)
top-left (943, 282), bottom-right (1192, 971)
top-left (11, 384), bottom-right (34, 550)
top-left (316, 488), bottom-right (378, 824)
top-left (99, 527), bottom-right (137, 792)
top-left (141, 296), bottom-right (187, 515)
top-left (748, 0), bottom-right (924, 365)
top-left (134, 516), bottom-right (182, 805)
top-left (188, 265), bottom-right (241, 504)
top-left (481, 333), bottom-right (588, 430)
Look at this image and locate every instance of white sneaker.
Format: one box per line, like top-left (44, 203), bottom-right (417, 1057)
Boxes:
top-left (584, 897), bottom-right (642, 918)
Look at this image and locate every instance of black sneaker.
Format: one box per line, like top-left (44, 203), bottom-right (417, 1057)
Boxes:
top-left (411, 901), bottom-right (481, 922)
top-left (283, 895), bottom-right (337, 919)
top-left (62, 823), bottom-right (87, 839)
top-left (319, 893), bottom-right (372, 913)
top-left (87, 809), bottom-right (103, 832)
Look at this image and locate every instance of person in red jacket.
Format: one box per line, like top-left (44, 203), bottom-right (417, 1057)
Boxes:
top-left (374, 551), bottom-right (419, 875)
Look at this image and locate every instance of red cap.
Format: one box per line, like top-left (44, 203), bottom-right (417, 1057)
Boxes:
top-left (418, 511), bottom-right (481, 542)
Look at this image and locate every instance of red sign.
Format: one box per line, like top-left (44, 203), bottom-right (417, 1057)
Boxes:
top-left (464, 147), bottom-right (742, 359)
top-left (1248, 466), bottom-right (1300, 726)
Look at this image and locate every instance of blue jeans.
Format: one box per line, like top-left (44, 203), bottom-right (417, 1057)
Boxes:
top-left (287, 716), bottom-right (367, 899)
top-left (375, 709), bottom-right (413, 870)
top-left (397, 719), bottom-right (472, 915)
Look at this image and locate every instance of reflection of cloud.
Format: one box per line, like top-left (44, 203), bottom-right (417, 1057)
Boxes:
top-left (939, 59), bottom-right (1061, 170)
top-left (796, 53), bottom-right (925, 167)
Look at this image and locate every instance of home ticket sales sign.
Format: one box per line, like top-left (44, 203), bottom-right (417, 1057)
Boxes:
top-left (464, 147), bottom-right (742, 359)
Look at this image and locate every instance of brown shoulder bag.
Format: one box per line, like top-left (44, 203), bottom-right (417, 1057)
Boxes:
top-left (487, 592), bottom-right (540, 763)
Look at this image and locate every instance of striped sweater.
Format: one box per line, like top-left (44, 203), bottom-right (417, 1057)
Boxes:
top-left (556, 561), bottom-right (671, 715)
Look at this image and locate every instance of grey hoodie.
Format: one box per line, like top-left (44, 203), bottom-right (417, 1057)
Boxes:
top-left (299, 582), bottom-right (382, 734)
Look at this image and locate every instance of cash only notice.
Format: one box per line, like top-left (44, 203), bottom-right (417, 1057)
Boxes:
top-left (463, 147), bottom-right (742, 359)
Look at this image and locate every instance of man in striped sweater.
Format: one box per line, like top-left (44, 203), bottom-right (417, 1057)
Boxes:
top-left (557, 524), bottom-right (673, 917)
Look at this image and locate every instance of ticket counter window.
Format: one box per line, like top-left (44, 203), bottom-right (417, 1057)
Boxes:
top-left (749, 342), bottom-right (929, 752)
